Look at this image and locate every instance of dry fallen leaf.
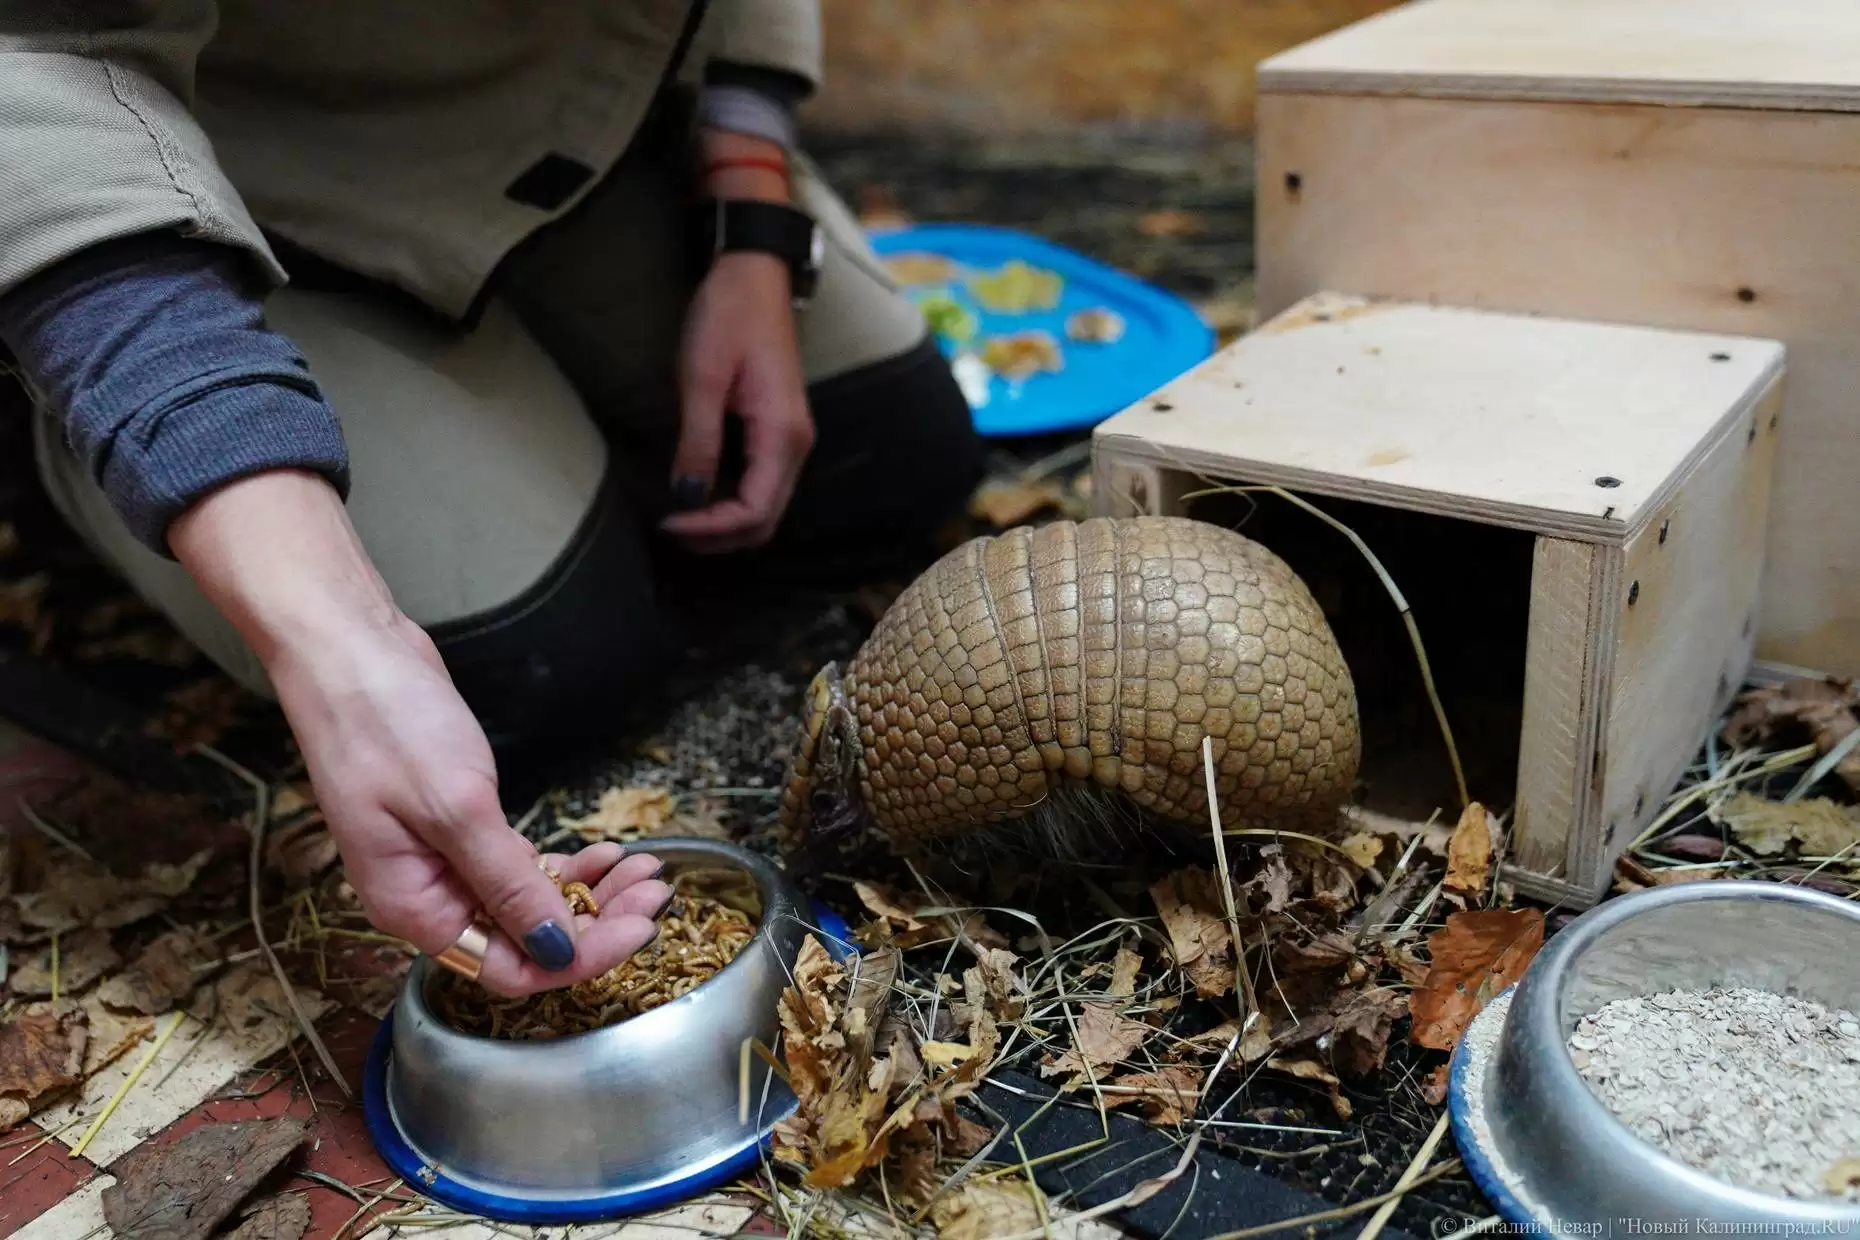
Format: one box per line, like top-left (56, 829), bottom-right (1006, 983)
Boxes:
top-left (1652, 833), bottom-right (1726, 861)
top-left (1612, 854), bottom-right (1724, 894)
top-left (666, 797), bottom-right (733, 841)
top-left (1339, 830), bottom-right (1384, 870)
top-left (1724, 677), bottom-right (1860, 795)
top-left (9, 927), bottom-right (121, 998)
top-left (1385, 942), bottom-right (1431, 988)
top-left (930, 1179), bottom-right (1043, 1240)
top-left (148, 678), bottom-right (246, 753)
top-left (1422, 1063), bottom-right (1451, 1106)
top-left (12, 853), bottom-right (206, 937)
top-left (1041, 1001), bottom-right (1153, 1083)
top-left (1410, 908), bottom-right (1546, 1050)
top-left (1274, 930), bottom-right (1356, 975)
top-left (100, 928), bottom-right (218, 1015)
top-left (1107, 947), bottom-right (1143, 998)
top-left (559, 786), bottom-right (675, 842)
top-left (101, 1116), bottom-right (308, 1240)
top-left (920, 1041), bottom-right (981, 1069)
top-left (1330, 987), bottom-right (1410, 1078)
top-left (771, 935), bottom-right (903, 1190)
top-left (197, 961), bottom-right (309, 1040)
top-left (1107, 1064), bottom-right (1204, 1125)
top-left (78, 998), bottom-right (154, 1076)
top-left (1268, 1055), bottom-right (1352, 1120)
top-left (964, 946), bottom-right (1023, 1020)
top-left (1716, 792), bottom-right (1860, 858)
top-left (0, 1001), bottom-right (88, 1132)
top-left (1445, 802), bottom-right (1494, 899)
top-left (223, 1193), bottom-right (312, 1240)
top-left (264, 820), bottom-right (340, 888)
top-left (140, 850), bottom-right (212, 899)
top-left (1150, 868), bottom-right (1235, 999)
top-left (1240, 853), bottom-right (1295, 914)
top-left (268, 783), bottom-right (316, 822)
top-left (853, 881), bottom-right (926, 932)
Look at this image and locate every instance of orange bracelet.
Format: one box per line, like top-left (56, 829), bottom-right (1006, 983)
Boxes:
top-left (702, 155), bottom-right (790, 184)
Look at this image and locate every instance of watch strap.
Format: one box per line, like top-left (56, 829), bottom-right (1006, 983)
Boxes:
top-left (693, 198), bottom-right (822, 304)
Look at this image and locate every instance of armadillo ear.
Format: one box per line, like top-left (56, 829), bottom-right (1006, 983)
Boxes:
top-left (801, 665), bottom-right (837, 732)
top-left (778, 666), bottom-right (839, 847)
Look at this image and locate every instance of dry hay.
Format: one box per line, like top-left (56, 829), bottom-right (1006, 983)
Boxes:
top-left (753, 780), bottom-right (1514, 1236)
top-left (1622, 676), bottom-right (1860, 900)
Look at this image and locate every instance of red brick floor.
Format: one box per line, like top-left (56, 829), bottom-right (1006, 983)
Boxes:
top-left (0, 722), bottom-right (785, 1240)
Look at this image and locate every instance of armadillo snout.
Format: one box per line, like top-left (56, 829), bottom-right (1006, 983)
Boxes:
top-left (836, 516), bottom-right (1361, 848)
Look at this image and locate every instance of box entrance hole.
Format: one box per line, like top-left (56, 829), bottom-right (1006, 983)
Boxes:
top-left (1177, 485), bottom-right (1534, 824)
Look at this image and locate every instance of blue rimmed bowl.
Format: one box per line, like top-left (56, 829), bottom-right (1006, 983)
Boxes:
top-left (363, 837), bottom-right (853, 1223)
top-left (1450, 880), bottom-right (1860, 1231)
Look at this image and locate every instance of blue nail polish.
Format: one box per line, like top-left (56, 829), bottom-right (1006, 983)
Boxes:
top-left (671, 475), bottom-right (708, 511)
top-left (524, 920), bottom-right (576, 972)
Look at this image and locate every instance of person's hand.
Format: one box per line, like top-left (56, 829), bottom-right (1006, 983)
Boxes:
top-left (659, 250), bottom-right (813, 554)
top-left (168, 470), bottom-right (671, 998)
top-left (268, 611), bottom-right (672, 997)
top-left (658, 131), bottom-right (814, 555)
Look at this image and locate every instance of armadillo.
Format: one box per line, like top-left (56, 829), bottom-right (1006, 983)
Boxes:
top-left (780, 515), bottom-right (1361, 851)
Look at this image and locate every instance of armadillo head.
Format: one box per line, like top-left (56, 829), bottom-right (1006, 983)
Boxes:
top-left (775, 661), bottom-right (866, 848)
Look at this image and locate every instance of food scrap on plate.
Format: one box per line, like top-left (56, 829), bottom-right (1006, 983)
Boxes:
top-left (980, 330), bottom-right (1064, 381)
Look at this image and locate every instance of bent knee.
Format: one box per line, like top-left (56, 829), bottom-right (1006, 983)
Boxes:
top-left (430, 469), bottom-right (667, 751)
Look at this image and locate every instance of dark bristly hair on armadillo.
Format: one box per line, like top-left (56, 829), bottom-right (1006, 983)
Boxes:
top-left (778, 515), bottom-right (1362, 857)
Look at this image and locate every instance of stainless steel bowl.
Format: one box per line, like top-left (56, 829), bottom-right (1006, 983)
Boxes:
top-left (377, 837), bottom-right (830, 1210)
top-left (1452, 880), bottom-right (1860, 1229)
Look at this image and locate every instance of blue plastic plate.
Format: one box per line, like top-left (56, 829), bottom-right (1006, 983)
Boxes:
top-left (363, 903), bottom-right (857, 1225)
top-left (866, 223), bottom-right (1215, 438)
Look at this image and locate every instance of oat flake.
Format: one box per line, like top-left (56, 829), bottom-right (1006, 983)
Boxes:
top-left (1571, 987), bottom-right (1860, 1201)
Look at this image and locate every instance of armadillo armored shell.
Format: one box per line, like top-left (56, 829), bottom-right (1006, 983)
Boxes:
top-left (781, 515), bottom-right (1362, 848)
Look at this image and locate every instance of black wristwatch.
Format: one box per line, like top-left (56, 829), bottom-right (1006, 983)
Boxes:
top-left (692, 198), bottom-right (825, 308)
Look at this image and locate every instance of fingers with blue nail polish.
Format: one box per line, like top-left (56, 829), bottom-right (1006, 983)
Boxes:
top-left (671, 474), bottom-right (709, 511)
top-left (524, 920), bottom-right (577, 972)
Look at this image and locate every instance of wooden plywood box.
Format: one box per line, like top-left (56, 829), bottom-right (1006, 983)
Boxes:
top-left (1091, 293), bottom-right (1785, 907)
top-left (1254, 0), bottom-right (1860, 677)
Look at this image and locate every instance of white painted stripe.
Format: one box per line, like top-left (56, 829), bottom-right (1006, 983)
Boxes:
top-left (10, 1175), bottom-right (114, 1240)
top-left (35, 962), bottom-right (331, 1169)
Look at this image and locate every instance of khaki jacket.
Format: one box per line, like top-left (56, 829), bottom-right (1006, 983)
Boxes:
top-left (0, 1), bottom-right (821, 320)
